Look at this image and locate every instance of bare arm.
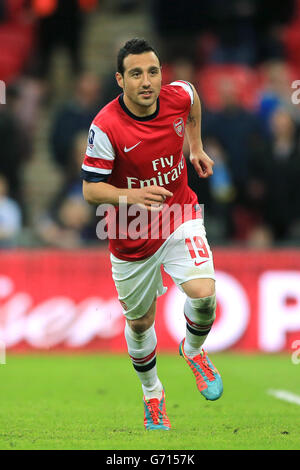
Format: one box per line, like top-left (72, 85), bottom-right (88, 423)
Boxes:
top-left (82, 180), bottom-right (173, 210)
top-left (185, 83), bottom-right (214, 178)
top-left (186, 84), bottom-right (203, 153)
top-left (83, 181), bottom-right (130, 205)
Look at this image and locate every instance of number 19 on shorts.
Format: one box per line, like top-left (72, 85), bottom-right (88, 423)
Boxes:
top-left (185, 236), bottom-right (209, 261)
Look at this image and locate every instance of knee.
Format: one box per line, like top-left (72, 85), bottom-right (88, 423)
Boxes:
top-left (128, 316), bottom-right (154, 334)
top-left (185, 293), bottom-right (217, 324)
top-left (183, 278), bottom-right (215, 299)
top-left (127, 298), bottom-right (156, 334)
top-left (127, 307), bottom-right (155, 335)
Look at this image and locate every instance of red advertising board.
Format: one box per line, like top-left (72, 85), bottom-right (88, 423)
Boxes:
top-left (0, 249), bottom-right (299, 353)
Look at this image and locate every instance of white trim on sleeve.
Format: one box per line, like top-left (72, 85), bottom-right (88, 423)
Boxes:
top-left (170, 80), bottom-right (194, 105)
top-left (81, 164), bottom-right (112, 175)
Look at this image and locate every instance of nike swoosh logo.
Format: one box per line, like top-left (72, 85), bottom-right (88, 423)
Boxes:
top-left (124, 141), bottom-right (142, 152)
top-left (194, 260), bottom-right (209, 266)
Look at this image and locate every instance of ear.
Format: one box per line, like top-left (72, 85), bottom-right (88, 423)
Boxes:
top-left (115, 72), bottom-right (124, 90)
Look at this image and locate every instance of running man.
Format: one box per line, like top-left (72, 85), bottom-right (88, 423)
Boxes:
top-left (81, 38), bottom-right (223, 431)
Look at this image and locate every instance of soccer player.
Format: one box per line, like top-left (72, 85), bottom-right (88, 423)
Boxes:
top-left (81, 38), bottom-right (223, 431)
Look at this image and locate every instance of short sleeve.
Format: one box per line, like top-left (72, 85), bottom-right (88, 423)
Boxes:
top-left (81, 123), bottom-right (115, 183)
top-left (170, 80), bottom-right (194, 106)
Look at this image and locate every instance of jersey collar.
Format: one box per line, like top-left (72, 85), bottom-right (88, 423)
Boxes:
top-left (118, 94), bottom-right (160, 121)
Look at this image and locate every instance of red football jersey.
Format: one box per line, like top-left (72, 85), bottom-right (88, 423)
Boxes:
top-left (81, 81), bottom-right (201, 260)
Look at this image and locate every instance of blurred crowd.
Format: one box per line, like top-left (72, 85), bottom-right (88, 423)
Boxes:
top-left (1, 0), bottom-right (300, 249)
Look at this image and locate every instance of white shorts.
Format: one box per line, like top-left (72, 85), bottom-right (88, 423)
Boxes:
top-left (110, 219), bottom-right (215, 320)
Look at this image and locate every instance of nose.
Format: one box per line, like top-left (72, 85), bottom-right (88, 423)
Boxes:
top-left (142, 72), bottom-right (151, 87)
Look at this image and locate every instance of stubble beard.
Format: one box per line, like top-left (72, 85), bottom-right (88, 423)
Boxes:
top-left (123, 82), bottom-right (160, 115)
top-left (132, 92), bottom-right (158, 114)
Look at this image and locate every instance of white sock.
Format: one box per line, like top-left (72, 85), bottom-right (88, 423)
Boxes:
top-left (184, 329), bottom-right (208, 358)
top-left (142, 378), bottom-right (163, 400)
top-left (125, 322), bottom-right (162, 399)
top-left (184, 295), bottom-right (216, 358)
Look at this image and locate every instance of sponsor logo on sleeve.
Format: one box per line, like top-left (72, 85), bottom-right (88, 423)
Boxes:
top-left (88, 129), bottom-right (95, 148)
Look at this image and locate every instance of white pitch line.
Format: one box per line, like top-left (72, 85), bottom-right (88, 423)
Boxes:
top-left (268, 389), bottom-right (300, 406)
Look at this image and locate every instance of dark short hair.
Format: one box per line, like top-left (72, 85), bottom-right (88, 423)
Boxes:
top-left (117, 38), bottom-right (161, 75)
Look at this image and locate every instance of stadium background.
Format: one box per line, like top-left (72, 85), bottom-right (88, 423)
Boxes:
top-left (1, 0), bottom-right (300, 354)
top-left (1, 0), bottom-right (300, 451)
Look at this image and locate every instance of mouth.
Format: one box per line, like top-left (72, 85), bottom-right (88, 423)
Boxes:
top-left (139, 90), bottom-right (153, 98)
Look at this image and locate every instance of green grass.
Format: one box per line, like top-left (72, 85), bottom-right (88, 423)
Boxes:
top-left (0, 353), bottom-right (299, 450)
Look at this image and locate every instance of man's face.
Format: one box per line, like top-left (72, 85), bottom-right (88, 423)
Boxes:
top-left (116, 51), bottom-right (162, 116)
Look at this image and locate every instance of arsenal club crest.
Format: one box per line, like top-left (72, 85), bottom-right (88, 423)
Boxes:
top-left (173, 117), bottom-right (184, 137)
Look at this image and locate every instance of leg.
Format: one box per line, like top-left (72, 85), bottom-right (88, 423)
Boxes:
top-left (125, 297), bottom-right (163, 399)
top-left (181, 277), bottom-right (215, 299)
top-left (126, 296), bottom-right (156, 334)
top-left (181, 278), bottom-right (216, 357)
top-left (125, 297), bottom-right (170, 430)
top-left (110, 253), bottom-right (170, 429)
top-left (179, 277), bottom-right (223, 401)
top-left (162, 219), bottom-right (222, 400)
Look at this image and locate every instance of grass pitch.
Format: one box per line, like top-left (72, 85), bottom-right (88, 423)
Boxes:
top-left (0, 352), bottom-right (299, 450)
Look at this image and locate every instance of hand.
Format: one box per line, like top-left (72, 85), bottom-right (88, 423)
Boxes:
top-left (190, 150), bottom-right (214, 178)
top-left (128, 185), bottom-right (173, 211)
